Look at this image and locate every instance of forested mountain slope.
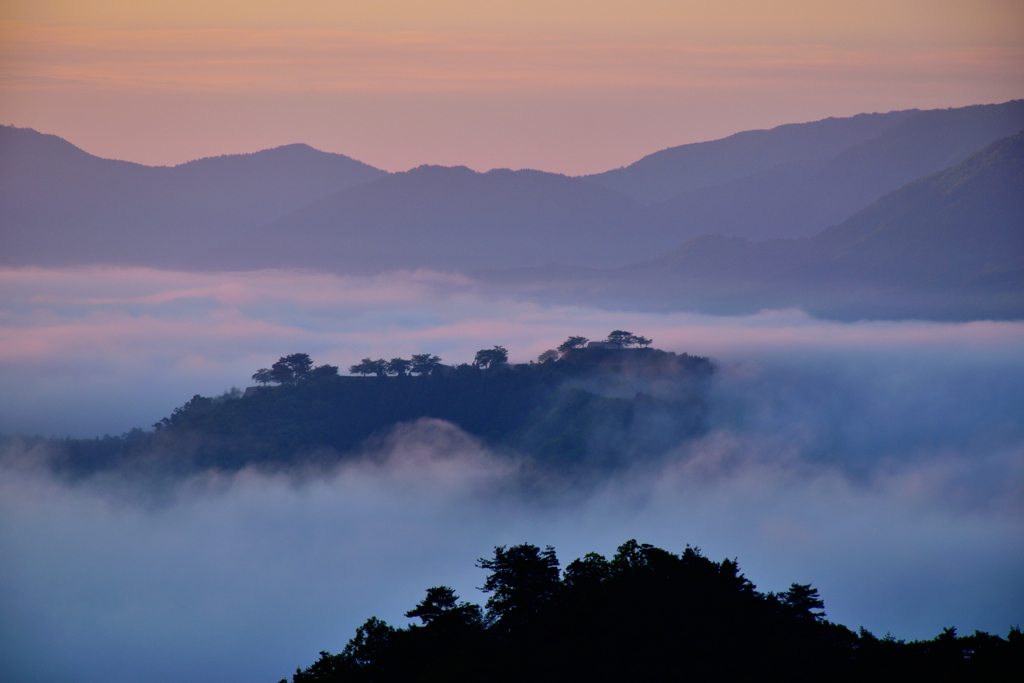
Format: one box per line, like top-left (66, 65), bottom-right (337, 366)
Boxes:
top-left (282, 540), bottom-right (1023, 683)
top-left (33, 347), bottom-right (714, 477)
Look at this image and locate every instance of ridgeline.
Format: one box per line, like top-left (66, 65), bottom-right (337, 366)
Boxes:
top-left (34, 334), bottom-right (715, 477)
top-left (283, 539), bottom-right (1022, 683)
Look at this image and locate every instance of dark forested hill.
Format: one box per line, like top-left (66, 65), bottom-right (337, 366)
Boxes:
top-left (35, 347), bottom-right (714, 477)
top-left (282, 540), bottom-right (1023, 683)
top-left (0, 126), bottom-right (385, 267)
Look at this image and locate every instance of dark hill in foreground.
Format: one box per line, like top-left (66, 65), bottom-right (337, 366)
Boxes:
top-left (36, 348), bottom-right (714, 478)
top-left (283, 540), bottom-right (1022, 683)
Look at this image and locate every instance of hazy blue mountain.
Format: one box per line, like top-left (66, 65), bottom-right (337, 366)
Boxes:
top-left (640, 100), bottom-right (1024, 241)
top-left (483, 131), bottom-right (1024, 320)
top-left (225, 165), bottom-right (645, 272)
top-left (3, 101), bottom-right (1021, 291)
top-left (803, 130), bottom-right (1024, 291)
top-left (586, 109), bottom-right (917, 204)
top-left (0, 125), bottom-right (385, 267)
top-left (231, 101), bottom-right (1024, 275)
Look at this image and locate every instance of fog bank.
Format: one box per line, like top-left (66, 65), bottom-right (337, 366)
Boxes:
top-left (2, 266), bottom-right (1022, 436)
top-left (1, 265), bottom-right (1022, 683)
top-left (1, 420), bottom-right (1021, 683)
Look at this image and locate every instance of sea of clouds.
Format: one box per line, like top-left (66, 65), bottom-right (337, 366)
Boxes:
top-left (1, 266), bottom-right (1022, 683)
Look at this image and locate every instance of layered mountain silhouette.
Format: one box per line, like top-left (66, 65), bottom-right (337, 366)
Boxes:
top-left (486, 130), bottom-right (1024, 320)
top-left (222, 166), bottom-right (643, 272)
top-left (2, 100), bottom-right (1022, 319)
top-left (586, 109), bottom-right (919, 204)
top-left (628, 101), bottom-right (1024, 241)
top-left (226, 101), bottom-right (1024, 272)
top-left (0, 126), bottom-right (384, 267)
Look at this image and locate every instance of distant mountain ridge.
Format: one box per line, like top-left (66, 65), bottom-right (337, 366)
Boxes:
top-left (222, 165), bottom-right (644, 272)
top-left (2, 101), bottom-right (1022, 319)
top-left (638, 100), bottom-right (1024, 241)
top-left (0, 126), bottom-right (385, 267)
top-left (585, 109), bottom-right (918, 204)
top-left (483, 130), bottom-right (1024, 320)
top-left (222, 101), bottom-right (1024, 274)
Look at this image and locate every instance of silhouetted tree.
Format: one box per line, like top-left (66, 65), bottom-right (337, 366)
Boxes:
top-left (410, 354), bottom-right (442, 375)
top-left (477, 544), bottom-right (560, 632)
top-left (557, 336), bottom-right (589, 353)
top-left (605, 330), bottom-right (633, 347)
top-left (252, 368), bottom-right (274, 385)
top-left (537, 349), bottom-right (559, 363)
top-left (271, 353), bottom-right (314, 384)
top-left (782, 583), bottom-right (826, 621)
top-left (339, 617), bottom-right (396, 670)
top-left (252, 353), bottom-right (314, 385)
top-left (562, 552), bottom-right (611, 590)
top-left (349, 358), bottom-right (388, 377)
top-left (307, 364), bottom-right (339, 381)
top-left (405, 586), bottom-right (482, 630)
top-left (406, 586), bottom-right (461, 624)
top-left (604, 331), bottom-right (651, 348)
top-left (474, 346), bottom-right (509, 370)
top-left (386, 358), bottom-right (412, 376)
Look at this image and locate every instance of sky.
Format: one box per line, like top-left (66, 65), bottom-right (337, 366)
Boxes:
top-left (2, 1), bottom-right (1023, 173)
top-left (1, 265), bottom-right (1022, 683)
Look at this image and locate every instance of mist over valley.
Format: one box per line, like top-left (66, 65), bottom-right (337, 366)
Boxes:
top-left (2, 94), bottom-right (1023, 682)
top-left (3, 100), bottom-right (1022, 320)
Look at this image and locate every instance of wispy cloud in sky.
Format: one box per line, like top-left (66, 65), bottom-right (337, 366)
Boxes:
top-left (2, 1), bottom-right (1020, 171)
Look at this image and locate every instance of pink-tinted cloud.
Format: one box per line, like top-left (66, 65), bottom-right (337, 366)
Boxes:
top-left (3, 2), bottom-right (1021, 172)
top-left (2, 266), bottom-right (1023, 436)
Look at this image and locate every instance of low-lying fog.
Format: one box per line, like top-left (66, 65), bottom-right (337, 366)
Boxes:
top-left (1, 266), bottom-right (1022, 683)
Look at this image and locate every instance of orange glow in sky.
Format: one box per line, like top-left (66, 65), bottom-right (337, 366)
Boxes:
top-left (1, 1), bottom-right (1022, 172)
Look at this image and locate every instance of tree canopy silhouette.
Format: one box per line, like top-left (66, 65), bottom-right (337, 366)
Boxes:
top-left (282, 539), bottom-right (1023, 683)
top-left (604, 330), bottom-right (652, 348)
top-left (477, 544), bottom-right (560, 633)
top-left (410, 354), bottom-right (442, 375)
top-left (385, 358), bottom-right (412, 376)
top-left (537, 349), bottom-right (559, 363)
top-left (253, 353), bottom-right (335, 385)
top-left (557, 336), bottom-right (589, 352)
top-left (348, 358), bottom-right (388, 377)
top-left (473, 346), bottom-right (509, 369)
